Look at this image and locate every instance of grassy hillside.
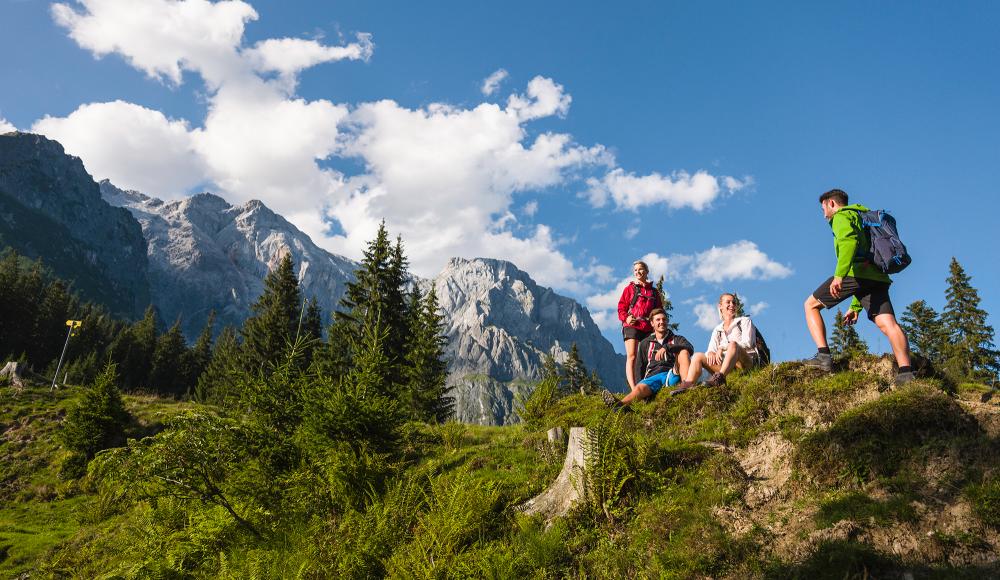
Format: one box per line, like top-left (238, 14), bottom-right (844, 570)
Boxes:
top-left (2, 356), bottom-right (999, 578)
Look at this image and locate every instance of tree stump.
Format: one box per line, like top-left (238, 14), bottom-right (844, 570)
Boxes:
top-left (546, 426), bottom-right (565, 449)
top-left (521, 426), bottom-right (587, 521)
top-left (1, 362), bottom-right (25, 392)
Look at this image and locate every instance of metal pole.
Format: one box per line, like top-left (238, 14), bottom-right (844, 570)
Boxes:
top-left (51, 325), bottom-right (74, 391)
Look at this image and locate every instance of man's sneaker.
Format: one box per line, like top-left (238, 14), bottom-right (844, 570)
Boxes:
top-left (706, 372), bottom-right (727, 388)
top-left (895, 371), bottom-right (916, 386)
top-left (801, 352), bottom-right (832, 372)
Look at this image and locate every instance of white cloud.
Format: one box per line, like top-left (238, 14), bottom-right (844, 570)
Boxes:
top-left (42, 1), bottom-right (754, 298)
top-left (244, 33), bottom-right (373, 79)
top-left (32, 101), bottom-right (207, 198)
top-left (748, 301), bottom-right (768, 316)
top-left (585, 168), bottom-right (749, 212)
top-left (481, 68), bottom-right (509, 96)
top-left (685, 240), bottom-right (792, 284)
top-left (0, 118), bottom-right (16, 133)
top-left (506, 76), bottom-right (572, 121)
top-left (324, 92), bottom-right (611, 290)
top-left (624, 226), bottom-right (640, 239)
top-left (51, 0), bottom-right (258, 88)
top-left (694, 302), bottom-right (720, 331)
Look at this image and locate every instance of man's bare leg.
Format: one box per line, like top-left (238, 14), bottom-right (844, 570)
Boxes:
top-left (874, 313), bottom-right (912, 368)
top-left (804, 295), bottom-right (828, 349)
top-left (621, 383), bottom-right (652, 405)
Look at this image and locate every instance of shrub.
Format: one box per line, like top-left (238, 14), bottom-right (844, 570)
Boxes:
top-left (57, 362), bottom-right (129, 478)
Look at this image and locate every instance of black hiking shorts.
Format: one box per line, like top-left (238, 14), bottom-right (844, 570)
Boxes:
top-left (812, 276), bottom-right (894, 321)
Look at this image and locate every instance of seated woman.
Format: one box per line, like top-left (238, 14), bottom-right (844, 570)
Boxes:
top-left (603, 308), bottom-right (692, 409)
top-left (674, 293), bottom-right (764, 392)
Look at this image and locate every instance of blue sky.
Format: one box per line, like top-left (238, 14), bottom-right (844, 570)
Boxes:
top-left (1, 0), bottom-right (997, 362)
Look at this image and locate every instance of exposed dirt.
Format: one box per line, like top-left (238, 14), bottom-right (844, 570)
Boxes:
top-left (711, 374), bottom-right (1000, 571)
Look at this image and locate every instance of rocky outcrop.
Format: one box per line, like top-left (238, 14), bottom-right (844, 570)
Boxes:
top-left (428, 258), bottom-right (625, 425)
top-left (0, 133), bottom-right (149, 317)
top-left (100, 181), bottom-right (357, 338)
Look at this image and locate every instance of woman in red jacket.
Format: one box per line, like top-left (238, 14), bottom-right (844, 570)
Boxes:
top-left (618, 260), bottom-right (662, 390)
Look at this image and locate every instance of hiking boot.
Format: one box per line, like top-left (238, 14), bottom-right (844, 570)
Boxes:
top-left (801, 352), bottom-right (832, 372)
top-left (894, 371), bottom-right (916, 386)
top-left (602, 390), bottom-right (630, 412)
top-left (706, 372), bottom-right (726, 388)
top-left (669, 381), bottom-right (695, 396)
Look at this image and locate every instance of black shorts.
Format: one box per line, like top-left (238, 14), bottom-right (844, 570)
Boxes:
top-left (812, 276), bottom-right (894, 321)
top-left (622, 326), bottom-right (651, 341)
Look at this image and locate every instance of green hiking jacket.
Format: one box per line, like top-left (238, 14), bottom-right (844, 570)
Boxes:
top-left (830, 204), bottom-right (891, 313)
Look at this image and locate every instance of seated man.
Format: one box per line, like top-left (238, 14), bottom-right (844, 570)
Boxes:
top-left (603, 308), bottom-right (693, 409)
top-left (674, 293), bottom-right (764, 393)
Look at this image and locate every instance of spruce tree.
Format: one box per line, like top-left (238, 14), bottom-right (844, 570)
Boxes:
top-left (942, 258), bottom-right (999, 381)
top-left (731, 293), bottom-right (746, 317)
top-left (402, 286), bottom-right (452, 422)
top-left (186, 310), bottom-right (216, 393)
top-left (900, 300), bottom-right (948, 365)
top-left (111, 305), bottom-right (158, 389)
top-left (655, 275), bottom-right (679, 331)
top-left (336, 221), bottom-right (393, 332)
top-left (30, 279), bottom-right (74, 368)
top-left (830, 309), bottom-right (869, 362)
top-left (149, 320), bottom-right (191, 396)
top-left (195, 326), bottom-right (241, 405)
top-left (242, 253), bottom-right (303, 373)
top-left (58, 362), bottom-right (129, 478)
top-left (333, 222), bottom-right (412, 393)
top-left (562, 343), bottom-right (594, 395)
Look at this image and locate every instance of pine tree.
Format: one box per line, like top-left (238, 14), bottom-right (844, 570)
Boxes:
top-left (111, 305), bottom-right (159, 389)
top-left (402, 286), bottom-right (452, 422)
top-left (186, 310), bottom-right (216, 393)
top-left (300, 298), bottom-right (323, 365)
top-left (731, 293), bottom-right (746, 317)
top-left (900, 300), bottom-right (948, 365)
top-left (58, 362), bottom-right (129, 478)
top-left (562, 343), bottom-right (595, 395)
top-left (149, 320), bottom-right (191, 396)
top-left (655, 275), bottom-right (679, 331)
top-left (830, 309), bottom-right (869, 362)
top-left (30, 279), bottom-right (74, 368)
top-left (540, 353), bottom-right (560, 382)
top-left (195, 326), bottom-right (241, 405)
top-left (333, 222), bottom-right (412, 393)
top-left (242, 253), bottom-right (303, 373)
top-left (942, 258), bottom-right (999, 381)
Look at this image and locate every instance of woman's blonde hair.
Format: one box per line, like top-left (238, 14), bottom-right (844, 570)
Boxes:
top-left (633, 260), bottom-right (649, 271)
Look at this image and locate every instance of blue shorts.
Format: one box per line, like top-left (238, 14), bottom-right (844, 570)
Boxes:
top-left (639, 370), bottom-right (681, 394)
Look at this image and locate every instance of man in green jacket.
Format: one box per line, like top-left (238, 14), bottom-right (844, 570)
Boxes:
top-left (801, 189), bottom-right (914, 385)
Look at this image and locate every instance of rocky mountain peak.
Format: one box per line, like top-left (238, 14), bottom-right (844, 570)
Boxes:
top-left (100, 180), bottom-right (357, 338)
top-left (0, 134), bottom-right (150, 316)
top-left (431, 257), bottom-right (624, 425)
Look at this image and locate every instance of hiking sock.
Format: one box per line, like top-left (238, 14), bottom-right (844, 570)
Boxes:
top-left (898, 366), bottom-right (912, 374)
top-left (817, 347), bottom-right (831, 355)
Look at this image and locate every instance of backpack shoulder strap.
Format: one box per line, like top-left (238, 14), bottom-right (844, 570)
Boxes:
top-left (627, 283), bottom-right (642, 315)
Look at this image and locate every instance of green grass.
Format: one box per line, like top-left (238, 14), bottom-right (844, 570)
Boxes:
top-left (796, 384), bottom-right (980, 484)
top-left (814, 491), bottom-right (918, 528)
top-left (0, 496), bottom-right (86, 577)
top-left (4, 359), bottom-right (999, 577)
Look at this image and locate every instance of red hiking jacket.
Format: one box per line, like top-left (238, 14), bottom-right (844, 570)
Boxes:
top-left (617, 281), bottom-right (661, 334)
